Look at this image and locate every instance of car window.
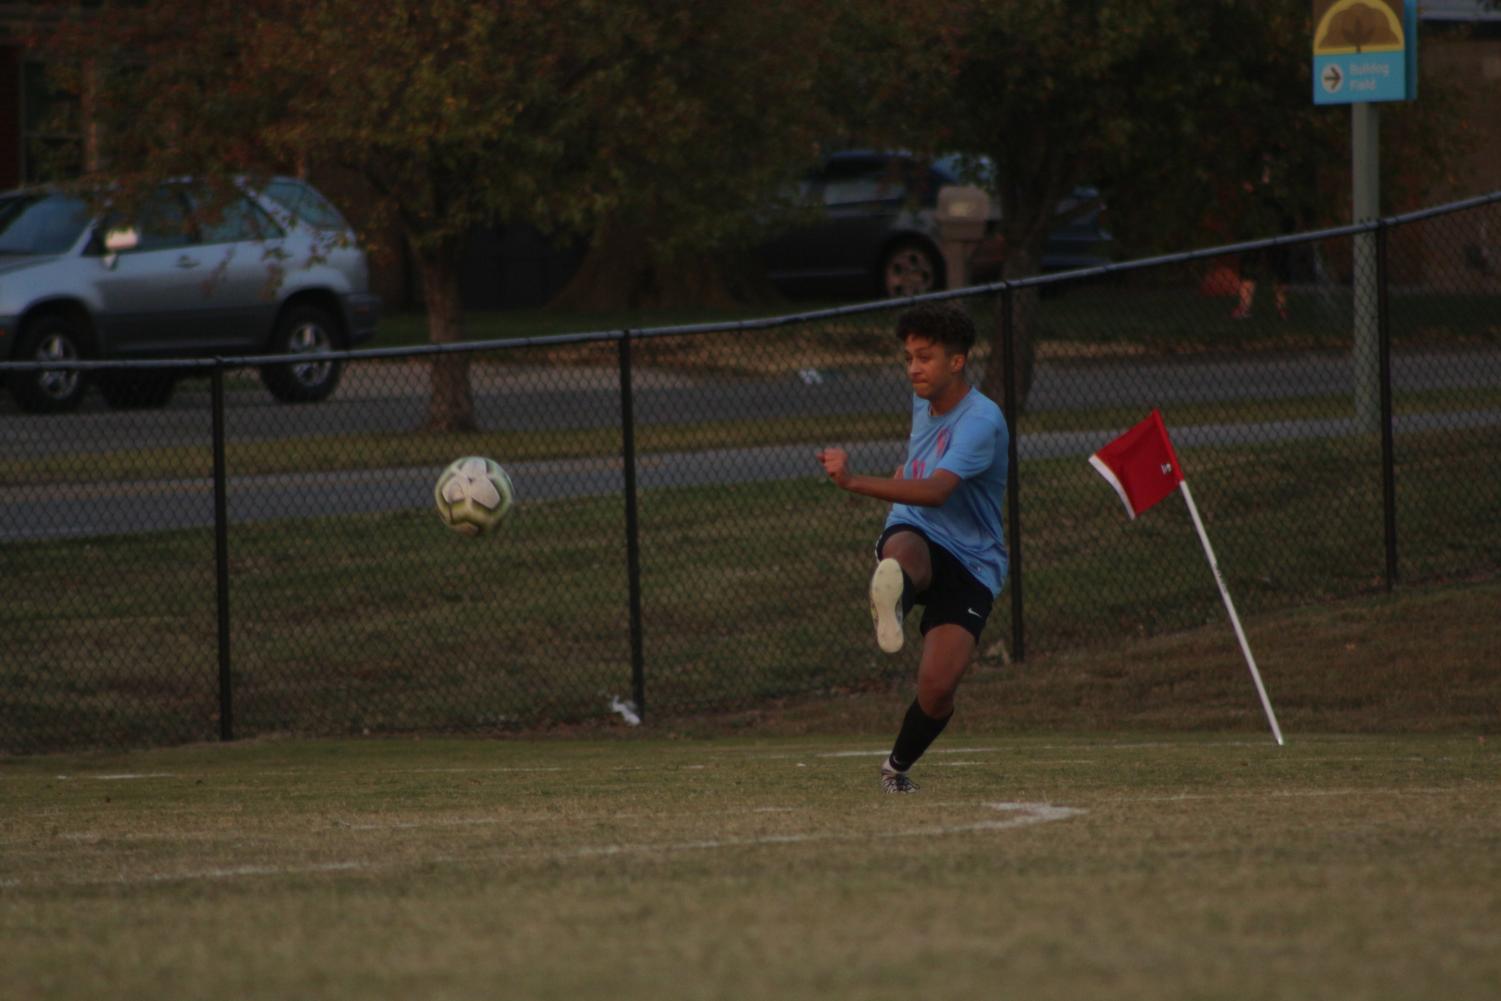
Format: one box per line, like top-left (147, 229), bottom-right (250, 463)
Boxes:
top-left (819, 157), bottom-right (936, 208)
top-left (933, 154), bottom-right (993, 190)
top-left (126, 188), bottom-right (196, 252)
top-left (261, 179), bottom-right (349, 230)
top-left (191, 191), bottom-right (284, 244)
top-left (823, 173), bottom-right (895, 206)
top-left (0, 193), bottom-right (92, 255)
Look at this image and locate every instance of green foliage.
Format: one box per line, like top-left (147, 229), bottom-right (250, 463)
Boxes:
top-left (868, 0), bottom-right (1478, 260)
top-left (38, 3), bottom-right (1486, 335)
top-left (51, 1), bottom-right (626, 248)
top-left (46, 2), bottom-right (848, 276)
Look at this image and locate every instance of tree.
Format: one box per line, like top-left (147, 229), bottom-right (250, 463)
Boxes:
top-left (545, 3), bottom-right (851, 311)
top-left (48, 0), bottom-right (662, 431)
top-left (869, 0), bottom-right (1475, 412)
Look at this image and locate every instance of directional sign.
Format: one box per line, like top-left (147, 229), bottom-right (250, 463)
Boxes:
top-left (1313, 0), bottom-right (1418, 105)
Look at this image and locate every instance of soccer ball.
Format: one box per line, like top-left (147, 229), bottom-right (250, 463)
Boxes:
top-left (434, 456), bottom-right (514, 536)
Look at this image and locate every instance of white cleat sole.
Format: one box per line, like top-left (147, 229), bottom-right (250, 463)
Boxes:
top-left (869, 558), bottom-right (905, 654)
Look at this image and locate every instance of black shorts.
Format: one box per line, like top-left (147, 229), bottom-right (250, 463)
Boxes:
top-left (875, 523), bottom-right (994, 642)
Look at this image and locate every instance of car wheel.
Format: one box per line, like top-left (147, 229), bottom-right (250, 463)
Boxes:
top-left (7, 315), bottom-right (90, 414)
top-left (880, 240), bottom-right (944, 298)
top-left (99, 370), bottom-right (177, 410)
top-left (260, 304), bottom-right (344, 403)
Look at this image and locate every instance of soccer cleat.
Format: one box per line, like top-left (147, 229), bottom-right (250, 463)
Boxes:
top-left (880, 764), bottom-right (919, 793)
top-left (869, 558), bottom-right (905, 654)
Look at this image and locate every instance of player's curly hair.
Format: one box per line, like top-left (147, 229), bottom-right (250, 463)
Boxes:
top-left (895, 301), bottom-right (976, 358)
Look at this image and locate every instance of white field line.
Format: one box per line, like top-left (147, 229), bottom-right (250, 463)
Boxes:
top-left (339, 817), bottom-right (504, 832)
top-left (814, 746), bottom-right (1003, 759)
top-left (36, 766), bottom-right (567, 782)
top-left (143, 862), bottom-right (364, 882)
top-left (14, 737), bottom-right (1446, 787)
top-left (1103, 786), bottom-right (1487, 804)
top-left (742, 740), bottom-right (1295, 762)
top-left (558, 802), bottom-right (1086, 860)
top-left (0, 862), bottom-right (362, 889)
top-left (393, 774), bottom-right (567, 780)
top-left (3, 802), bottom-right (1083, 889)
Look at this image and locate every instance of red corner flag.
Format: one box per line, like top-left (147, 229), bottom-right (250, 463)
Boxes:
top-left (1088, 409), bottom-right (1185, 519)
top-left (1087, 409), bottom-right (1286, 746)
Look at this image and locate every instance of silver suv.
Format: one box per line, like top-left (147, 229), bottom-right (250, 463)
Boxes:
top-left (0, 176), bottom-right (378, 412)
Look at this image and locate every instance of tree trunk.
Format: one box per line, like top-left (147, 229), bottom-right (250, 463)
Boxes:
top-left (980, 242), bottom-right (1039, 416)
top-left (415, 242), bottom-right (476, 433)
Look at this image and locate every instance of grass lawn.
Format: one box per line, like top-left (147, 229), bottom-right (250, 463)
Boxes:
top-left (4, 425), bottom-right (1498, 750)
top-left (3, 727), bottom-right (1498, 1001)
top-left (1035, 283), bottom-right (1501, 350)
top-left (373, 298), bottom-right (862, 348)
top-left (5, 246), bottom-right (1498, 998)
top-left (369, 282), bottom-right (1501, 353)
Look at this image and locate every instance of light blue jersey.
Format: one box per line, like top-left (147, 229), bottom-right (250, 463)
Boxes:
top-left (883, 387), bottom-right (1009, 596)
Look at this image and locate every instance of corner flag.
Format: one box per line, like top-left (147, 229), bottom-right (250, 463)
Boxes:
top-left (1089, 410), bottom-right (1285, 746)
top-left (1088, 409), bottom-right (1183, 518)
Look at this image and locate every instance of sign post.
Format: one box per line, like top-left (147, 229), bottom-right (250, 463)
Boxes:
top-left (1312, 0), bottom-right (1417, 432)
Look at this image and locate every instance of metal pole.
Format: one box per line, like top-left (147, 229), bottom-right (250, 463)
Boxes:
top-left (1178, 482), bottom-right (1284, 746)
top-left (618, 333), bottom-right (647, 719)
top-left (1352, 102), bottom-right (1382, 432)
top-left (999, 285), bottom-right (1024, 662)
top-left (1376, 221), bottom-right (1399, 590)
top-left (210, 364), bottom-right (233, 741)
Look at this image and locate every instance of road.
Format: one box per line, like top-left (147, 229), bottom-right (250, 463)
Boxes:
top-left (5, 346), bottom-right (1499, 453)
top-left (2, 347), bottom-right (1497, 541)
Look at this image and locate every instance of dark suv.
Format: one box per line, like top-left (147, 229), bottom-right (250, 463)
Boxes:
top-left (757, 150), bottom-right (1112, 298)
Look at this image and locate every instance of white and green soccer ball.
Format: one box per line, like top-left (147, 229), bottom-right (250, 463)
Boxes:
top-left (434, 456), bottom-right (515, 536)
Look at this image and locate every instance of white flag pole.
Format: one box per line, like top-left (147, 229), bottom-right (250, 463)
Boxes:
top-left (1178, 481), bottom-right (1285, 746)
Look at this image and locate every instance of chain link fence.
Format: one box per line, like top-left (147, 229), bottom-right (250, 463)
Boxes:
top-left (3, 192), bottom-right (1499, 752)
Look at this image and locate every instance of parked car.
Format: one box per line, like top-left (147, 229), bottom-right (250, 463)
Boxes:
top-left (0, 176), bottom-right (378, 413)
top-left (756, 150), bottom-right (1113, 299)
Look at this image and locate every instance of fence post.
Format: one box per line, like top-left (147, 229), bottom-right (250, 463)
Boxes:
top-left (1352, 104), bottom-right (1382, 433)
top-left (617, 332), bottom-right (647, 719)
top-left (999, 284), bottom-right (1025, 662)
top-left (210, 363), bottom-right (234, 741)
top-left (1376, 221), bottom-right (1399, 590)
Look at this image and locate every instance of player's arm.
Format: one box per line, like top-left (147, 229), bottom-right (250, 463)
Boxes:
top-left (815, 448), bottom-right (959, 507)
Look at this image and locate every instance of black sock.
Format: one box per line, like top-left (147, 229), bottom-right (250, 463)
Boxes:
top-left (900, 570), bottom-right (916, 616)
top-left (886, 699), bottom-right (952, 773)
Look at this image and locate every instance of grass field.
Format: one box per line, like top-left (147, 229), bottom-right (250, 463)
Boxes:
top-left (368, 281), bottom-right (1501, 352)
top-left (4, 726), bottom-right (1498, 1001)
top-left (5, 423), bottom-right (1499, 750)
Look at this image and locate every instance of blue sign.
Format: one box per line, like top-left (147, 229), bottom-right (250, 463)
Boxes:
top-left (1313, 0), bottom-right (1418, 105)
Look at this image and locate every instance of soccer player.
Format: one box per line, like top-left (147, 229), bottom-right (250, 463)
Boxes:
top-left (816, 301), bottom-right (1009, 793)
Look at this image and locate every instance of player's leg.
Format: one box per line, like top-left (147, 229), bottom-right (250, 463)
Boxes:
top-left (878, 527), bottom-right (932, 592)
top-left (1272, 246), bottom-right (1292, 319)
top-left (880, 626), bottom-right (974, 793)
top-left (870, 527), bottom-right (931, 654)
top-left (879, 544), bottom-right (992, 792)
top-left (915, 624), bottom-right (977, 719)
top-left (1232, 276), bottom-right (1256, 319)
